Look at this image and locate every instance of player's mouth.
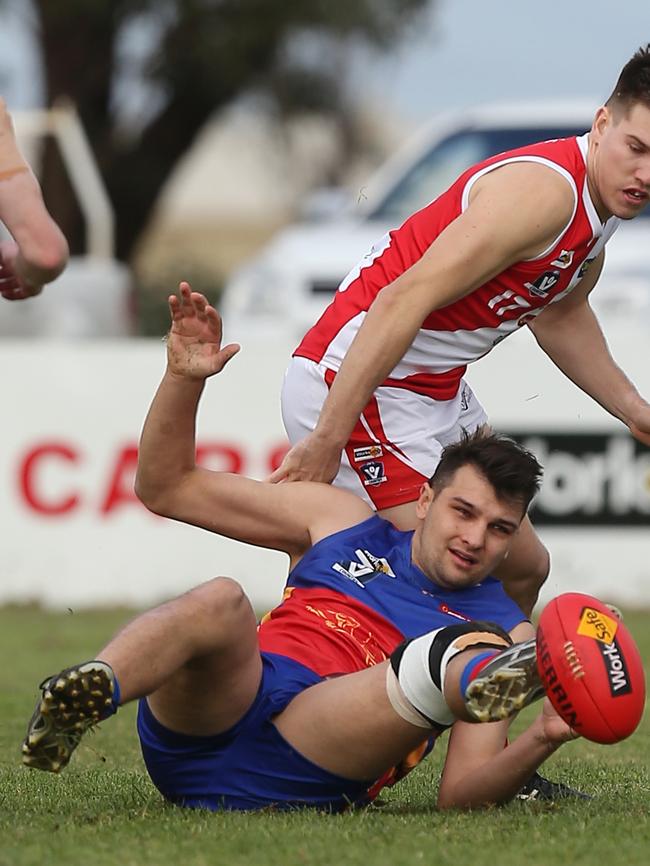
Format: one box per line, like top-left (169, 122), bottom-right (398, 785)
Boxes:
top-left (449, 547), bottom-right (478, 569)
top-left (622, 187), bottom-right (648, 206)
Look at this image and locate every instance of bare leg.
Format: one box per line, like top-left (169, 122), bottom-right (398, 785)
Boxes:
top-left (274, 639), bottom-right (513, 781)
top-left (0, 99), bottom-right (28, 175)
top-left (275, 661), bottom-right (430, 780)
top-left (0, 99), bottom-right (68, 293)
top-left (23, 576), bottom-right (262, 773)
top-left (99, 576), bottom-right (262, 736)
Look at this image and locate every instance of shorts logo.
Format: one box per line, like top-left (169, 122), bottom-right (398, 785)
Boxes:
top-left (596, 639), bottom-right (632, 696)
top-left (577, 607), bottom-right (618, 644)
top-left (551, 249), bottom-right (575, 269)
top-left (360, 460), bottom-right (387, 486)
top-left (524, 270), bottom-right (560, 298)
top-left (353, 445), bottom-right (383, 462)
top-left (578, 257), bottom-right (595, 279)
top-left (460, 384), bottom-right (470, 412)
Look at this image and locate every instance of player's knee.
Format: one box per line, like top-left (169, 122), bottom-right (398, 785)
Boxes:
top-left (387, 622), bottom-right (512, 728)
top-left (187, 577), bottom-right (251, 624)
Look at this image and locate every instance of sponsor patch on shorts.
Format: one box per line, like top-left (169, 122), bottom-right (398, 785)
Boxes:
top-left (360, 460), bottom-right (387, 486)
top-left (353, 445), bottom-right (383, 462)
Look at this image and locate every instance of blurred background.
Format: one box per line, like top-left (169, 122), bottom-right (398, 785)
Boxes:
top-left (1, 0), bottom-right (649, 611)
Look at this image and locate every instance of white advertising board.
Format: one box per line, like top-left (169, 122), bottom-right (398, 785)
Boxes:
top-left (1, 319), bottom-right (649, 610)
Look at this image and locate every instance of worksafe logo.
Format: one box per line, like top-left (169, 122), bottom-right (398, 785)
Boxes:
top-left (353, 445), bottom-right (383, 462)
top-left (510, 432), bottom-right (650, 525)
top-left (597, 639), bottom-right (632, 697)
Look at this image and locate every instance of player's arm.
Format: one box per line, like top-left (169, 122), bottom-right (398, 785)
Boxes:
top-left (436, 621), bottom-right (576, 809)
top-left (135, 283), bottom-right (372, 560)
top-left (0, 99), bottom-right (68, 299)
top-left (528, 252), bottom-right (650, 446)
top-left (270, 163), bottom-right (574, 483)
top-left (437, 701), bottom-right (575, 809)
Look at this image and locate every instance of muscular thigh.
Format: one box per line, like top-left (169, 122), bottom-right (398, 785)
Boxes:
top-left (148, 581), bottom-right (263, 737)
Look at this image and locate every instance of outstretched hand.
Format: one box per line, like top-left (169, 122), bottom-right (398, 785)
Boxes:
top-left (0, 239), bottom-right (43, 300)
top-left (267, 431), bottom-right (342, 484)
top-left (166, 281), bottom-right (240, 380)
top-left (538, 697), bottom-right (580, 746)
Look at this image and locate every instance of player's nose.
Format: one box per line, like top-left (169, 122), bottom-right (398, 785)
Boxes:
top-left (635, 157), bottom-right (650, 188)
top-left (461, 522), bottom-right (486, 549)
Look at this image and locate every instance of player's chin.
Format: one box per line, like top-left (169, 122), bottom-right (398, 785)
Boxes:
top-left (442, 559), bottom-right (482, 588)
top-left (612, 192), bottom-right (649, 219)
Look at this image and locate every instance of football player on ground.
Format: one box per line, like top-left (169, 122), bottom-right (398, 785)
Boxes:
top-left (0, 98), bottom-right (68, 301)
top-left (22, 285), bottom-right (579, 812)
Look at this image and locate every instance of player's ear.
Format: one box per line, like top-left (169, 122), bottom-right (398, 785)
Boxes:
top-left (415, 482), bottom-right (434, 519)
top-left (592, 105), bottom-right (610, 140)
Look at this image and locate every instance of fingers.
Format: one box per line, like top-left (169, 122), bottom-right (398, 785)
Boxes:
top-left (220, 342), bottom-right (240, 365)
top-left (171, 280), bottom-right (221, 330)
top-left (205, 303), bottom-right (223, 336)
top-left (168, 293), bottom-right (181, 321)
top-left (266, 464), bottom-right (289, 484)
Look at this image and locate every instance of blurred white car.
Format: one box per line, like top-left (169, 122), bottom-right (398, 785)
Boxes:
top-left (220, 99), bottom-right (650, 339)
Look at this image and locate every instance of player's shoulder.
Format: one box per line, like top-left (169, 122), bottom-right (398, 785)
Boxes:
top-left (467, 158), bottom-right (575, 257)
top-left (472, 157), bottom-right (575, 210)
top-left (299, 482), bottom-right (375, 545)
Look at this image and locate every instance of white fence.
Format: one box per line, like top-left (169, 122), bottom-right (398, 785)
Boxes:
top-left (2, 320), bottom-right (649, 610)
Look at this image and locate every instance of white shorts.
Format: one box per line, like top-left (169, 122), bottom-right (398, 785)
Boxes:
top-left (281, 357), bottom-right (488, 509)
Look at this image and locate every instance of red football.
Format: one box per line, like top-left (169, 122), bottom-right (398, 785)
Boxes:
top-left (536, 593), bottom-right (646, 744)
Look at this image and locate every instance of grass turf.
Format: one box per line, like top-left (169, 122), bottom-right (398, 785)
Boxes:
top-left (0, 605), bottom-right (648, 866)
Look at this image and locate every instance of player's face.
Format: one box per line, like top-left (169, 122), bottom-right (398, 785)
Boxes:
top-left (411, 465), bottom-right (524, 591)
top-left (589, 102), bottom-right (650, 220)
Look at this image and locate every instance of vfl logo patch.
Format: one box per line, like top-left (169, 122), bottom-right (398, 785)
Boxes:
top-left (551, 249), bottom-right (575, 269)
top-left (577, 606), bottom-right (618, 644)
top-left (353, 445), bottom-right (383, 462)
top-left (360, 460), bottom-right (387, 486)
top-left (524, 270), bottom-right (560, 298)
top-left (332, 548), bottom-right (395, 586)
top-left (597, 638), bottom-right (632, 696)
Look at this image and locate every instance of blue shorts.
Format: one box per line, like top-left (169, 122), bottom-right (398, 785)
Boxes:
top-left (137, 652), bottom-right (375, 811)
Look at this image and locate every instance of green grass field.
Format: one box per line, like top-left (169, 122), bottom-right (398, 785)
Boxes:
top-left (1, 605), bottom-right (648, 866)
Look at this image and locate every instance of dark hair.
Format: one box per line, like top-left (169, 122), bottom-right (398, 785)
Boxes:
top-left (429, 430), bottom-right (542, 513)
top-left (606, 44), bottom-right (650, 115)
